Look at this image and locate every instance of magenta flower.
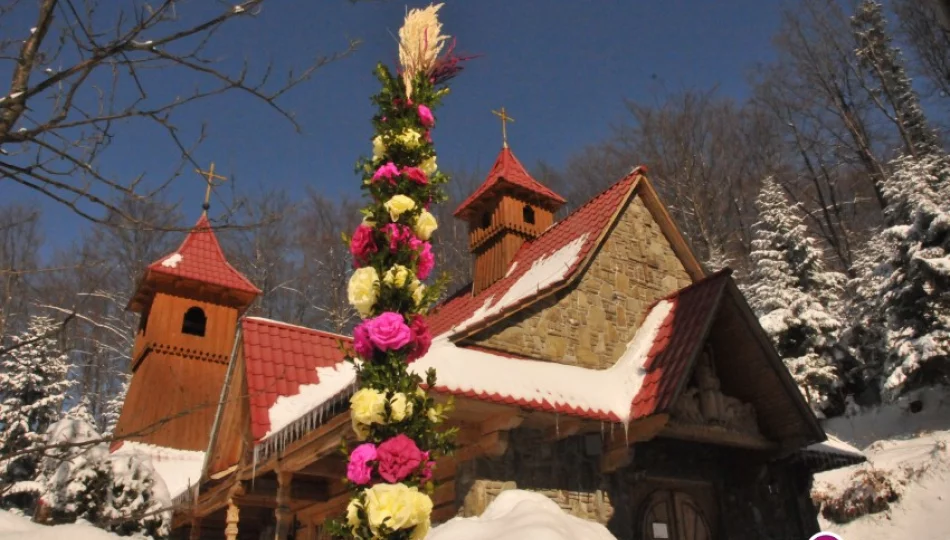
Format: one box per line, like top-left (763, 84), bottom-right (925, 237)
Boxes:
top-left (346, 443), bottom-right (378, 485)
top-left (417, 105), bottom-right (435, 128)
top-left (353, 321), bottom-right (374, 360)
top-left (372, 162), bottom-right (400, 185)
top-left (401, 166), bottom-right (428, 185)
top-left (407, 316), bottom-right (432, 363)
top-left (382, 223), bottom-right (415, 252)
top-left (416, 241), bottom-right (435, 280)
top-left (419, 451), bottom-right (435, 482)
top-left (349, 225), bottom-right (377, 267)
top-left (377, 434), bottom-right (424, 483)
top-left (365, 312), bottom-right (412, 351)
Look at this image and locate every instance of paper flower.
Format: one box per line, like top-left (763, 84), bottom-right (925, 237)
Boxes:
top-left (409, 280), bottom-right (426, 307)
top-left (420, 156), bottom-right (437, 176)
top-left (365, 312), bottom-right (413, 351)
top-left (402, 166), bottom-right (428, 185)
top-left (383, 264), bottom-right (411, 288)
top-left (373, 162), bottom-right (401, 185)
top-left (396, 128), bottom-right (423, 149)
top-left (415, 241), bottom-right (434, 280)
top-left (407, 316), bottom-right (432, 363)
top-left (377, 434), bottom-right (424, 483)
top-left (346, 498), bottom-right (362, 532)
top-left (413, 210), bottom-right (438, 240)
top-left (373, 136), bottom-right (386, 161)
top-left (389, 392), bottom-right (413, 422)
top-left (417, 105), bottom-right (435, 128)
top-left (385, 195), bottom-right (417, 222)
top-left (350, 225), bottom-right (377, 266)
top-left (364, 482), bottom-right (433, 535)
top-left (353, 321), bottom-right (375, 360)
top-left (347, 443), bottom-right (378, 485)
top-left (348, 267), bottom-right (380, 318)
top-left (350, 388), bottom-right (387, 427)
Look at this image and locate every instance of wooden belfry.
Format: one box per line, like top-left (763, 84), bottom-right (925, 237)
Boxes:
top-left (455, 109), bottom-right (567, 294)
top-left (113, 164), bottom-right (259, 451)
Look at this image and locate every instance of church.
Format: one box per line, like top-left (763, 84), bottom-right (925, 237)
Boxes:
top-left (111, 144), bottom-right (863, 540)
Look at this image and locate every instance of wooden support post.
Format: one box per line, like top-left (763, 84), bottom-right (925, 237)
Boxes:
top-left (274, 471), bottom-right (294, 540)
top-left (225, 499), bottom-right (240, 540)
top-left (189, 518), bottom-right (202, 540)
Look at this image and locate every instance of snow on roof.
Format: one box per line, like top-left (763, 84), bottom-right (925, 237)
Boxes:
top-left (806, 435), bottom-right (864, 459)
top-left (264, 362), bottom-right (358, 439)
top-left (111, 442), bottom-right (204, 500)
top-left (411, 300), bottom-right (673, 423)
top-left (160, 253), bottom-right (183, 268)
top-left (0, 510), bottom-right (124, 539)
top-left (428, 489), bottom-right (617, 540)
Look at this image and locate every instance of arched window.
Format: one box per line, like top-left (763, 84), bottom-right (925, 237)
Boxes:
top-left (481, 211), bottom-right (492, 229)
top-left (182, 307), bottom-right (207, 337)
top-left (522, 205), bottom-right (536, 225)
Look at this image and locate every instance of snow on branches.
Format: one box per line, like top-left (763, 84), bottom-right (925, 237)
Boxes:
top-left (745, 177), bottom-right (847, 417)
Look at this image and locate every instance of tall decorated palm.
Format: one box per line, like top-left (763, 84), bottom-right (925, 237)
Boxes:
top-left (334, 4), bottom-right (467, 539)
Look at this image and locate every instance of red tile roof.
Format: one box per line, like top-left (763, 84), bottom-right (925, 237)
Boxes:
top-left (241, 317), bottom-right (349, 441)
top-left (454, 147), bottom-right (567, 218)
top-left (429, 168), bottom-right (642, 337)
top-left (631, 269), bottom-right (731, 418)
top-left (146, 215), bottom-right (260, 295)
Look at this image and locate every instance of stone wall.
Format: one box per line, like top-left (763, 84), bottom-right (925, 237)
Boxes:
top-left (454, 429), bottom-right (820, 540)
top-left (468, 193), bottom-right (692, 369)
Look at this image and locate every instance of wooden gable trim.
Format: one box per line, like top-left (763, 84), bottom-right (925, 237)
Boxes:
top-left (720, 281), bottom-right (825, 449)
top-left (450, 172), bottom-right (641, 342)
top-left (633, 175), bottom-right (706, 281)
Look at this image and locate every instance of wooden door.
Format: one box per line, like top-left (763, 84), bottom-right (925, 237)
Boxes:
top-left (640, 490), bottom-right (712, 540)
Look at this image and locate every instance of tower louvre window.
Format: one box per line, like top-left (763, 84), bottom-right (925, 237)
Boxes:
top-left (182, 307), bottom-right (207, 337)
top-left (522, 205), bottom-right (535, 225)
top-left (481, 211), bottom-right (492, 228)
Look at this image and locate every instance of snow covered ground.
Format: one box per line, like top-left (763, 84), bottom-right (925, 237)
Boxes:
top-left (814, 387), bottom-right (950, 540)
top-left (0, 510), bottom-right (130, 539)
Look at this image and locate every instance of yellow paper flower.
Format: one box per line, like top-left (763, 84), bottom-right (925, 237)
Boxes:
top-left (346, 498), bottom-right (362, 531)
top-left (396, 129), bottom-right (423, 149)
top-left (383, 265), bottom-right (411, 289)
top-left (373, 135), bottom-right (386, 161)
top-left (420, 156), bottom-right (437, 176)
top-left (413, 210), bottom-right (438, 241)
top-left (351, 417), bottom-right (370, 441)
top-left (347, 267), bottom-right (380, 318)
top-left (412, 282), bottom-right (426, 306)
top-left (385, 195), bottom-right (417, 222)
top-left (364, 483), bottom-right (432, 535)
top-left (350, 388), bottom-right (387, 427)
top-left (410, 519), bottom-right (431, 540)
top-left (389, 392), bottom-right (413, 422)
top-left (427, 407), bottom-right (441, 424)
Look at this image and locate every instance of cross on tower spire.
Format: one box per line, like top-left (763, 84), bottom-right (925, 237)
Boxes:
top-left (195, 162), bottom-right (228, 214)
top-left (491, 107), bottom-right (515, 148)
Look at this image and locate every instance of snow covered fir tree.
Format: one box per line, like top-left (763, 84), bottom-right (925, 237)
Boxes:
top-left (0, 316), bottom-right (72, 511)
top-left (744, 177), bottom-right (847, 417)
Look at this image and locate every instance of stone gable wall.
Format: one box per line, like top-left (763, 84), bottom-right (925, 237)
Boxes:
top-left (454, 430), bottom-right (820, 540)
top-left (468, 193), bottom-right (692, 368)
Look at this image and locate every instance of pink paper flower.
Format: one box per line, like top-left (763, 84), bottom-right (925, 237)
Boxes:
top-left (353, 321), bottom-right (374, 360)
top-left (401, 166), bottom-right (428, 185)
top-left (377, 434), bottom-right (424, 483)
top-left (382, 223), bottom-right (415, 252)
top-left (419, 452), bottom-right (435, 482)
top-left (406, 316), bottom-right (432, 363)
top-left (346, 443), bottom-right (377, 485)
top-left (416, 241), bottom-right (435, 280)
top-left (365, 312), bottom-right (412, 351)
top-left (349, 225), bottom-right (377, 267)
top-left (372, 162), bottom-right (400, 185)
top-left (417, 105), bottom-right (435, 128)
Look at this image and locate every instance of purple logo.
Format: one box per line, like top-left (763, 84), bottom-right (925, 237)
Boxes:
top-left (809, 533), bottom-right (842, 540)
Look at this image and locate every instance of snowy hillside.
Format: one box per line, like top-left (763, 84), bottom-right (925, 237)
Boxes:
top-left (814, 388), bottom-right (950, 540)
top-left (0, 510), bottom-right (130, 539)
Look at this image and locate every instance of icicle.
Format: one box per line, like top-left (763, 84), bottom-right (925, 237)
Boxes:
top-left (252, 446), bottom-right (259, 481)
top-left (600, 421), bottom-right (605, 441)
top-left (555, 414), bottom-right (560, 439)
top-left (623, 422), bottom-right (629, 445)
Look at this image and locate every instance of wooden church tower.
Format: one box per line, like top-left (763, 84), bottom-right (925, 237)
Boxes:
top-left (113, 213), bottom-right (260, 451)
top-left (455, 144), bottom-right (566, 295)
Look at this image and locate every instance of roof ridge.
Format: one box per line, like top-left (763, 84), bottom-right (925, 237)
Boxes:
top-left (243, 316), bottom-right (351, 340)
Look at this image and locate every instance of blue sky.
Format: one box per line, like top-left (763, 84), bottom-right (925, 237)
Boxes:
top-left (5, 0), bottom-right (783, 247)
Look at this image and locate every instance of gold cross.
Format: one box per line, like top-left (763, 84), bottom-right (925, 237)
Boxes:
top-left (195, 162), bottom-right (227, 214)
top-left (492, 107), bottom-right (515, 148)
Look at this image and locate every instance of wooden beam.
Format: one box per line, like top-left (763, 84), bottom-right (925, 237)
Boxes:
top-left (478, 430), bottom-right (509, 457)
top-left (243, 476), bottom-right (329, 504)
top-left (296, 456), bottom-right (346, 479)
top-left (479, 410), bottom-right (525, 435)
top-left (544, 418), bottom-right (583, 441)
